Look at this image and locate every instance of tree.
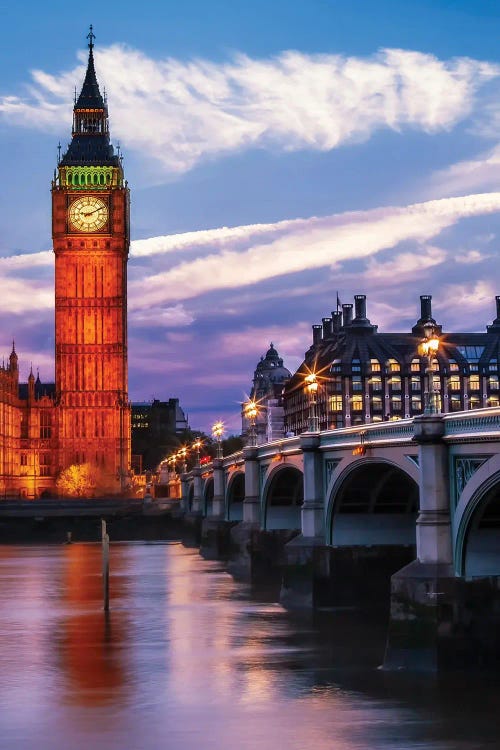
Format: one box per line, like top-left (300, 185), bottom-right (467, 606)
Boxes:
top-left (56, 463), bottom-right (101, 498)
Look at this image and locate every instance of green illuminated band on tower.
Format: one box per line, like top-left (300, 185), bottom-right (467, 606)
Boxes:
top-left (58, 166), bottom-right (122, 189)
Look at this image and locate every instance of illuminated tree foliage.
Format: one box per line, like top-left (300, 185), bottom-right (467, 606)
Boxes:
top-left (56, 463), bottom-right (100, 498)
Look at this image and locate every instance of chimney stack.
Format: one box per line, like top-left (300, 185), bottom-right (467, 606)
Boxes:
top-left (420, 295), bottom-right (433, 321)
top-left (354, 294), bottom-right (367, 321)
top-left (342, 304), bottom-right (353, 327)
top-left (331, 310), bottom-right (342, 333)
top-left (322, 317), bottom-right (333, 337)
top-left (312, 324), bottom-right (322, 345)
top-left (487, 295), bottom-right (500, 332)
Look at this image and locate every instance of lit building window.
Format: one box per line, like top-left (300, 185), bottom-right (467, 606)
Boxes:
top-left (433, 375), bottom-right (440, 390)
top-left (411, 396), bottom-right (422, 411)
top-left (370, 359), bottom-right (381, 372)
top-left (487, 395), bottom-right (500, 407)
top-left (371, 376), bottom-right (382, 392)
top-left (329, 395), bottom-right (343, 412)
top-left (410, 358), bottom-right (420, 372)
top-left (411, 377), bottom-right (421, 392)
top-left (469, 375), bottom-right (480, 391)
top-left (330, 359), bottom-right (342, 373)
top-left (448, 376), bottom-right (461, 391)
top-left (391, 395), bottom-right (402, 411)
top-left (489, 359), bottom-right (498, 372)
top-left (390, 376), bottom-right (401, 391)
top-left (489, 375), bottom-right (499, 390)
top-left (449, 360), bottom-right (459, 372)
top-left (351, 395), bottom-right (363, 411)
top-left (450, 394), bottom-right (462, 411)
top-left (387, 359), bottom-right (400, 373)
top-left (469, 395), bottom-right (481, 409)
top-left (352, 376), bottom-right (362, 391)
top-left (372, 396), bottom-right (383, 411)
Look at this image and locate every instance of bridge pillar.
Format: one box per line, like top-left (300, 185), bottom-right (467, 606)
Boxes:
top-left (414, 415), bottom-right (452, 565)
top-left (180, 473), bottom-right (190, 513)
top-left (385, 414), bottom-right (457, 670)
top-left (280, 433), bottom-right (325, 608)
top-left (191, 467), bottom-right (203, 514)
top-left (200, 459), bottom-right (238, 560)
top-left (211, 458), bottom-right (225, 518)
top-left (242, 446), bottom-right (260, 524)
top-left (300, 434), bottom-right (324, 538)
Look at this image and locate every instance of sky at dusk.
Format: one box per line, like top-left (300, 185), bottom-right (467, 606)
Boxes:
top-left (1, 0), bottom-right (500, 434)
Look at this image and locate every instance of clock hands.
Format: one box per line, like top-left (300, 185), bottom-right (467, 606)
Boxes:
top-left (82, 207), bottom-right (102, 217)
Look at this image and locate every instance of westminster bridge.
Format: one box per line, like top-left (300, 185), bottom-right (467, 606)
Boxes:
top-left (177, 407), bottom-right (500, 669)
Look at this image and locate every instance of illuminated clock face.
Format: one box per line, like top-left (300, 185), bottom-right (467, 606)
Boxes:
top-left (69, 196), bottom-right (108, 232)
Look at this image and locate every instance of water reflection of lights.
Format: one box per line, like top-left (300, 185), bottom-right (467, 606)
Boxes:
top-left (59, 543), bottom-right (129, 705)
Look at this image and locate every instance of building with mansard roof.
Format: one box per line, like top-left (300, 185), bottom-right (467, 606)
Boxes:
top-left (283, 294), bottom-right (500, 434)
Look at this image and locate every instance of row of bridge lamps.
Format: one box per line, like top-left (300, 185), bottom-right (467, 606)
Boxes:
top-left (163, 325), bottom-right (440, 471)
top-left (163, 421), bottom-right (226, 475)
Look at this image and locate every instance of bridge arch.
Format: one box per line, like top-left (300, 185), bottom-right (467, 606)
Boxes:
top-left (226, 471), bottom-right (244, 521)
top-left (326, 458), bottom-right (419, 547)
top-left (262, 464), bottom-right (303, 530)
top-left (455, 454), bottom-right (500, 577)
top-left (203, 477), bottom-right (214, 516)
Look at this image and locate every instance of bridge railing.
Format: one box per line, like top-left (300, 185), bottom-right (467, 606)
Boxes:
top-left (191, 406), bottom-right (500, 481)
top-left (443, 406), bottom-right (500, 439)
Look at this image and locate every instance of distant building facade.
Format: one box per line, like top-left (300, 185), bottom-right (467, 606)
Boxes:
top-left (131, 399), bottom-right (189, 471)
top-left (284, 294), bottom-right (500, 434)
top-left (242, 344), bottom-right (291, 444)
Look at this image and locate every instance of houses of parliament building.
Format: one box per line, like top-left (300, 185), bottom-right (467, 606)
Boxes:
top-left (0, 29), bottom-right (130, 498)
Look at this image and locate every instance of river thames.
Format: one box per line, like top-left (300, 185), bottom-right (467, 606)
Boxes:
top-left (0, 542), bottom-right (498, 749)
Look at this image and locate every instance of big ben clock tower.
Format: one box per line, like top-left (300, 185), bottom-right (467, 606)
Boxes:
top-left (52, 27), bottom-right (130, 491)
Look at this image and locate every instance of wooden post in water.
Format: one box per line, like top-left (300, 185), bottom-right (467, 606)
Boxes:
top-left (101, 518), bottom-right (110, 611)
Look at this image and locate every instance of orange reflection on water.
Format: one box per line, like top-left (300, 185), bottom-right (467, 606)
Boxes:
top-left (57, 543), bottom-right (129, 706)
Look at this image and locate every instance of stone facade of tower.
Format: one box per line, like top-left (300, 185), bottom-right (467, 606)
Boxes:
top-left (52, 30), bottom-right (131, 491)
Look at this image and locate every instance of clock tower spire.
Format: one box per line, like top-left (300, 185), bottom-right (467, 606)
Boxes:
top-left (52, 27), bottom-right (130, 493)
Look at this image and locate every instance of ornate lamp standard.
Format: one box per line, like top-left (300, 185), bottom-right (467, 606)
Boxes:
top-left (178, 446), bottom-right (188, 473)
top-left (192, 439), bottom-right (202, 468)
top-left (304, 372), bottom-right (319, 431)
top-left (418, 323), bottom-right (440, 414)
top-left (212, 421), bottom-right (224, 459)
top-left (244, 400), bottom-right (258, 446)
top-left (167, 453), bottom-right (178, 476)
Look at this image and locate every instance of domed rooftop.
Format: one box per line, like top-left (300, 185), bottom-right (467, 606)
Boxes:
top-left (251, 343), bottom-right (291, 400)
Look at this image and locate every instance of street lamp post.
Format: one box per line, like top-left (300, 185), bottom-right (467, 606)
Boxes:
top-left (212, 421), bottom-right (224, 459)
top-left (192, 439), bottom-right (202, 468)
top-left (304, 373), bottom-right (319, 431)
top-left (178, 447), bottom-right (188, 473)
top-left (244, 400), bottom-right (258, 447)
top-left (418, 323), bottom-right (440, 414)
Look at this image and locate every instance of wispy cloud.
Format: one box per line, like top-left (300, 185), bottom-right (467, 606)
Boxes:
top-left (430, 143), bottom-right (500, 196)
top-left (129, 193), bottom-right (500, 307)
top-left (0, 45), bottom-right (497, 174)
top-left (0, 193), bottom-right (499, 320)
